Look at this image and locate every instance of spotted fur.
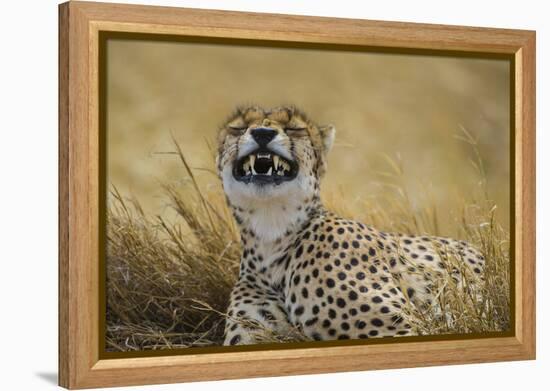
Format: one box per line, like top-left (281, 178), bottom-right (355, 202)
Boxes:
top-left (216, 105), bottom-right (485, 345)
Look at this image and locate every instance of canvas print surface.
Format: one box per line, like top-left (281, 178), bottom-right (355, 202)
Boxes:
top-left (104, 38), bottom-right (511, 352)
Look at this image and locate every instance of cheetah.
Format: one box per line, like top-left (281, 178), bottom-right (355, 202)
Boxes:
top-left (216, 105), bottom-right (485, 345)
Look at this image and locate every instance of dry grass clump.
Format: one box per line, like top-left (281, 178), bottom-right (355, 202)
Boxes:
top-left (106, 183), bottom-right (239, 350)
top-left (106, 141), bottom-right (243, 351)
top-left (106, 139), bottom-right (510, 352)
top-left (400, 203), bottom-right (510, 335)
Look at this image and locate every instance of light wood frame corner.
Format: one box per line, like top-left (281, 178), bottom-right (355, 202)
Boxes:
top-left (59, 1), bottom-right (536, 389)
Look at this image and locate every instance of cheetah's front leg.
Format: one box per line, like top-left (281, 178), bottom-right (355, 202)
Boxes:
top-left (224, 280), bottom-right (294, 346)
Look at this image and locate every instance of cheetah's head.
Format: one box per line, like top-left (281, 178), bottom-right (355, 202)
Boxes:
top-left (216, 105), bottom-right (335, 207)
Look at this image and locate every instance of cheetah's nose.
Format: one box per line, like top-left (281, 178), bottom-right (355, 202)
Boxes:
top-left (251, 127), bottom-right (277, 147)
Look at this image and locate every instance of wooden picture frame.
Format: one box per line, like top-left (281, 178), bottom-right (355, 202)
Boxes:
top-left (59, 1), bottom-right (536, 389)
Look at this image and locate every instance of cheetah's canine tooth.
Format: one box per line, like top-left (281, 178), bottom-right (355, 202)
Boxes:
top-left (249, 154), bottom-right (256, 174)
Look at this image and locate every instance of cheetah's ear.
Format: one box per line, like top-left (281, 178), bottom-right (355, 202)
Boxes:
top-left (320, 124), bottom-right (336, 153)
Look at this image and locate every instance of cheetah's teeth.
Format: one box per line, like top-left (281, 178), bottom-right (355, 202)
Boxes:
top-left (239, 151), bottom-right (293, 177)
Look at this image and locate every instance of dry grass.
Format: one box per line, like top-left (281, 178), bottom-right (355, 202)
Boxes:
top-left (105, 138), bottom-right (510, 352)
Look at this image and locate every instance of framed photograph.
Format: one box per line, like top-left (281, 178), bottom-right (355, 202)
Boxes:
top-left (59, 1), bottom-right (536, 389)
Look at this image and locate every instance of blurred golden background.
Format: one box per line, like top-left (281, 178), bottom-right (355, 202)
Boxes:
top-left (106, 39), bottom-right (510, 235)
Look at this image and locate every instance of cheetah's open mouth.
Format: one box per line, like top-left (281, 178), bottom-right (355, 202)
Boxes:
top-left (233, 149), bottom-right (298, 185)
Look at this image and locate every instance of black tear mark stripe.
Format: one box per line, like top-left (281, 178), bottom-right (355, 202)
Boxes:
top-left (229, 135), bottom-right (240, 173)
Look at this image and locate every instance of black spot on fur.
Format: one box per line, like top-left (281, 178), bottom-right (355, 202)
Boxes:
top-left (348, 291), bottom-right (358, 300)
top-left (336, 298), bottom-right (346, 308)
top-left (305, 317), bottom-right (318, 326)
top-left (229, 334), bottom-right (241, 345)
top-left (372, 318), bottom-right (384, 327)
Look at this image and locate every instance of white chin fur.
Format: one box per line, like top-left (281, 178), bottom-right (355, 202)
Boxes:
top-left (221, 165), bottom-right (312, 242)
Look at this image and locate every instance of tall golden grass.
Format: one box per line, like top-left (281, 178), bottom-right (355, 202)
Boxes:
top-left (106, 40), bottom-right (511, 233)
top-left (105, 135), bottom-right (510, 351)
